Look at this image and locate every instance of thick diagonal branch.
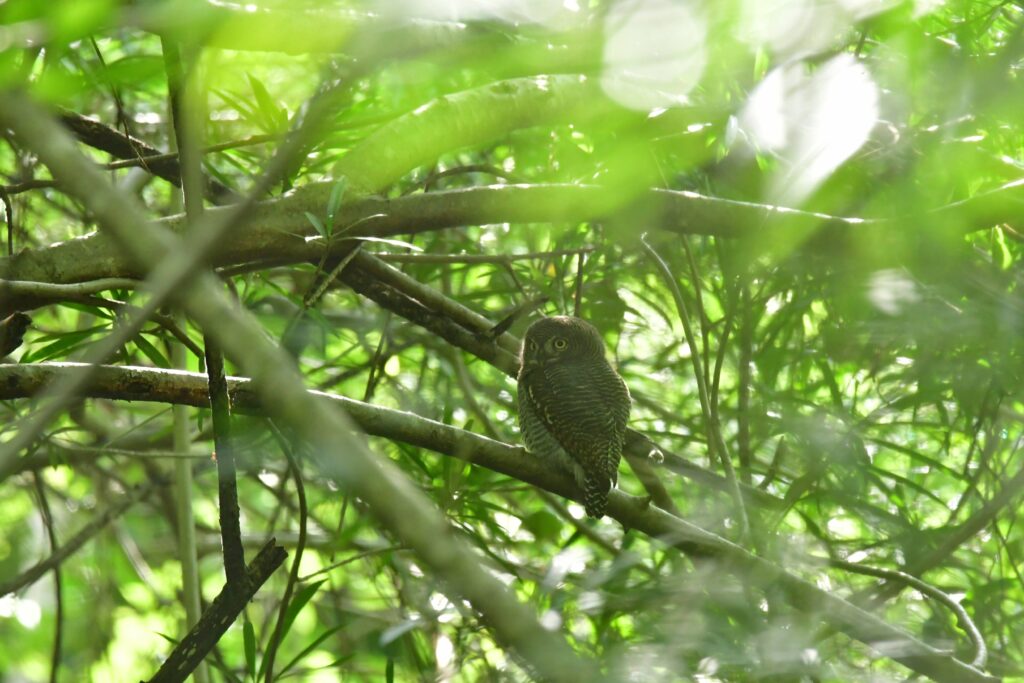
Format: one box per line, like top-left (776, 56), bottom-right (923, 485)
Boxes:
top-left (0, 362), bottom-right (999, 683)
top-left (0, 91), bottom-right (603, 683)
top-left (146, 540), bottom-right (288, 683)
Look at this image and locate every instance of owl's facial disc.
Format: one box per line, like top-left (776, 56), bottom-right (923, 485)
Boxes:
top-left (521, 338), bottom-right (542, 370)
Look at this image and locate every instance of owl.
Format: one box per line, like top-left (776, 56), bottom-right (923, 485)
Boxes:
top-left (517, 316), bottom-right (631, 518)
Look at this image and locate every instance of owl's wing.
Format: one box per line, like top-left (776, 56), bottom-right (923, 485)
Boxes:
top-left (518, 374), bottom-right (569, 463)
top-left (521, 361), bottom-right (629, 484)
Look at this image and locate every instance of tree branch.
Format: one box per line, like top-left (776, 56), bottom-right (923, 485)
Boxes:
top-left (146, 539), bottom-right (288, 683)
top-left (4, 177), bottom-right (1021, 314)
top-left (0, 92), bottom-right (601, 683)
top-left (0, 362), bottom-right (999, 683)
top-left (58, 109), bottom-right (237, 204)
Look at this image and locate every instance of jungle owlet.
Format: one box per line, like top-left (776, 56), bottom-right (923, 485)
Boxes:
top-left (517, 316), bottom-right (631, 518)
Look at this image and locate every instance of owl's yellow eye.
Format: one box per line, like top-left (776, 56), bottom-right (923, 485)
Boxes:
top-left (553, 338), bottom-right (568, 350)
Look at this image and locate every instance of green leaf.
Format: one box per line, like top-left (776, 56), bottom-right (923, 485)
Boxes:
top-left (336, 213), bottom-right (389, 235)
top-left (247, 72), bottom-right (287, 133)
top-left (133, 333), bottom-right (171, 368)
top-left (278, 579), bottom-right (326, 643)
top-left (103, 55), bottom-right (164, 91)
top-left (326, 177), bottom-right (348, 229)
top-left (243, 617), bottom-right (257, 682)
top-left (276, 624), bottom-right (347, 678)
top-left (523, 510), bottom-right (563, 543)
top-left (59, 301), bottom-right (115, 319)
top-left (20, 326), bottom-right (108, 363)
top-left (213, 87), bottom-right (260, 125)
top-left (993, 226), bottom-right (1012, 269)
top-left (255, 583), bottom-right (327, 681)
top-left (394, 442), bottom-right (432, 477)
top-left (305, 211), bottom-right (326, 238)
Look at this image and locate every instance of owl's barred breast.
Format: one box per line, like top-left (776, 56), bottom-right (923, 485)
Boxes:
top-left (517, 385), bottom-right (587, 487)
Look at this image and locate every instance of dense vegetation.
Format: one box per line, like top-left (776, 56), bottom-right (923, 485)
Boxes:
top-left (1, 1), bottom-right (1023, 681)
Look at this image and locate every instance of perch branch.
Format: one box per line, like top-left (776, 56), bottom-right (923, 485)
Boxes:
top-left (0, 362), bottom-right (998, 683)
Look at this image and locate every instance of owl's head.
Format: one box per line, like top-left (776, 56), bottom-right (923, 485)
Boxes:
top-left (519, 316), bottom-right (606, 369)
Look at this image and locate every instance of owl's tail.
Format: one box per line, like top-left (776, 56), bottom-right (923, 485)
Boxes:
top-left (582, 474), bottom-right (611, 518)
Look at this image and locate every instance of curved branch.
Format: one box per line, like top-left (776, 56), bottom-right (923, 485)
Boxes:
top-left (828, 558), bottom-right (988, 669)
top-left (0, 361), bottom-right (999, 683)
top-left (640, 234), bottom-right (749, 536)
top-left (5, 175), bottom-right (1021, 311)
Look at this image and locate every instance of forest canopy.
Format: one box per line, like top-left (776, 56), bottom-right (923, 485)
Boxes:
top-left (1, 1), bottom-right (1023, 681)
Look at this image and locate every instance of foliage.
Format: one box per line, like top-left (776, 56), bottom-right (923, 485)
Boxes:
top-left (1, 0), bottom-right (1024, 681)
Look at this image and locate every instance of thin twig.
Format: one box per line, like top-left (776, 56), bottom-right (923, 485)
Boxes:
top-left (362, 310), bottom-right (390, 403)
top-left (735, 285), bottom-right (753, 485)
top-left (205, 335), bottom-right (247, 586)
top-left (828, 557), bottom-right (988, 669)
top-left (32, 473), bottom-right (63, 683)
top-left (170, 311), bottom-right (206, 683)
top-left (105, 134), bottom-right (280, 170)
top-left (303, 241), bottom-right (364, 310)
top-left (300, 545), bottom-right (406, 582)
top-left (484, 295), bottom-right (548, 341)
top-left (263, 423), bottom-right (310, 683)
top-left (1, 185), bottom-right (14, 257)
top-left (280, 242), bottom-right (364, 356)
top-left (640, 234), bottom-right (750, 541)
top-left (0, 278), bottom-right (142, 299)
top-left (681, 238), bottom-right (710, 391)
top-left (0, 482), bottom-right (155, 596)
top-left (572, 250), bottom-right (586, 317)
top-left (422, 163), bottom-right (524, 191)
top-left (372, 246), bottom-right (596, 265)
